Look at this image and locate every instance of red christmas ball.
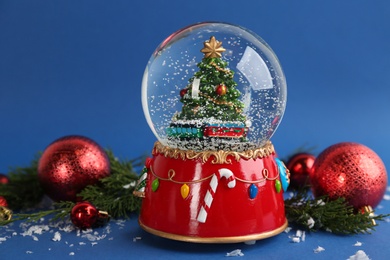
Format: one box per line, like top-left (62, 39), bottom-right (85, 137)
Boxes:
top-left (215, 84), bottom-right (227, 96)
top-left (0, 173), bottom-right (9, 184)
top-left (38, 135), bottom-right (110, 202)
top-left (0, 196), bottom-right (8, 207)
top-left (71, 201), bottom-right (98, 229)
top-left (310, 142), bottom-right (387, 210)
top-left (180, 88), bottom-right (188, 97)
top-left (286, 153), bottom-right (315, 189)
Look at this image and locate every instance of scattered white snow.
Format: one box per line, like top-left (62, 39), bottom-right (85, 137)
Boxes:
top-left (313, 246), bottom-right (325, 253)
top-left (289, 229), bottom-right (306, 243)
top-left (226, 249), bottom-right (244, 257)
top-left (291, 237), bottom-right (300, 243)
top-left (307, 217), bottom-right (315, 229)
top-left (347, 250), bottom-right (370, 260)
top-left (52, 231), bottom-right (61, 242)
top-left (133, 236), bottom-right (142, 242)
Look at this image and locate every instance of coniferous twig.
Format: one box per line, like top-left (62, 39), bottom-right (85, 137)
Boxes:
top-left (77, 149), bottom-right (143, 218)
top-left (0, 201), bottom-right (75, 226)
top-left (284, 189), bottom-right (390, 234)
top-left (0, 150), bottom-right (144, 226)
top-left (0, 154), bottom-right (44, 210)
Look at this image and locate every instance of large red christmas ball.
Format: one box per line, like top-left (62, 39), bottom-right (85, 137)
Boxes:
top-left (38, 135), bottom-right (110, 202)
top-left (71, 201), bottom-right (98, 229)
top-left (286, 153), bottom-right (315, 189)
top-left (310, 142), bottom-right (387, 210)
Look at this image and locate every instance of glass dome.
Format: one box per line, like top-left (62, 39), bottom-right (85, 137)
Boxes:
top-left (142, 22), bottom-right (287, 151)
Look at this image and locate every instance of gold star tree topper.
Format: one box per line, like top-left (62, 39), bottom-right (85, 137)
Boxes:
top-left (201, 36), bottom-right (226, 58)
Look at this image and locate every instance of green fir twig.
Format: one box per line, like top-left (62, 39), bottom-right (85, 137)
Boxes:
top-left (284, 189), bottom-right (390, 234)
top-left (0, 150), bottom-right (144, 226)
top-left (77, 149), bottom-right (143, 219)
top-left (0, 201), bottom-right (74, 226)
top-left (0, 154), bottom-right (45, 210)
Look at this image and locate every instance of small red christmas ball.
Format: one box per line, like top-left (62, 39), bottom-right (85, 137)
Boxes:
top-left (180, 88), bottom-right (188, 97)
top-left (0, 196), bottom-right (8, 207)
top-left (71, 201), bottom-right (98, 229)
top-left (215, 84), bottom-right (227, 96)
top-left (38, 135), bottom-right (110, 202)
top-left (310, 142), bottom-right (387, 210)
top-left (0, 173), bottom-right (9, 184)
top-left (286, 153), bottom-right (315, 189)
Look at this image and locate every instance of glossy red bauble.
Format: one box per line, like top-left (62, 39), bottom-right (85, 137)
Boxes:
top-left (215, 84), bottom-right (227, 96)
top-left (38, 135), bottom-right (110, 202)
top-left (71, 201), bottom-right (98, 229)
top-left (0, 196), bottom-right (8, 207)
top-left (0, 173), bottom-right (9, 184)
top-left (180, 88), bottom-right (188, 97)
top-left (286, 153), bottom-right (315, 189)
top-left (310, 142), bottom-right (387, 210)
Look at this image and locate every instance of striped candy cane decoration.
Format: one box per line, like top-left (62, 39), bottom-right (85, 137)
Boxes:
top-left (197, 168), bottom-right (236, 223)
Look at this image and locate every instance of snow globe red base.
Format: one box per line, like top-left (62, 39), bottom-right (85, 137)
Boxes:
top-left (134, 22), bottom-right (289, 243)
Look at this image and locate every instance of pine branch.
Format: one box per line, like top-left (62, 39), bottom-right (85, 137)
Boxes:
top-left (0, 154), bottom-right (45, 210)
top-left (0, 201), bottom-right (74, 226)
top-left (284, 189), bottom-right (390, 234)
top-left (0, 149), bottom-right (144, 226)
top-left (77, 150), bottom-right (143, 219)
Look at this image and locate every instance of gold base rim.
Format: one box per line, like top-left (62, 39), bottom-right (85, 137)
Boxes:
top-left (139, 219), bottom-right (288, 244)
top-left (153, 140), bottom-right (275, 164)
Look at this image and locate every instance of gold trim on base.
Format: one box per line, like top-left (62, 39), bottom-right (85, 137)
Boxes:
top-left (139, 219), bottom-right (288, 244)
top-left (153, 141), bottom-right (275, 164)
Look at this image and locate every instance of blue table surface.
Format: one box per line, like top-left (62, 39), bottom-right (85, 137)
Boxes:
top-left (2, 190), bottom-right (390, 260)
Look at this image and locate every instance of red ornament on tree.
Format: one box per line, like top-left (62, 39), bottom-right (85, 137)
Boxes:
top-left (38, 135), bottom-right (110, 202)
top-left (286, 153), bottom-right (315, 189)
top-left (215, 84), bottom-right (227, 96)
top-left (310, 142), bottom-right (387, 210)
top-left (180, 88), bottom-right (188, 97)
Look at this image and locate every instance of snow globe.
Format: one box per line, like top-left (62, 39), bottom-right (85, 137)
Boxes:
top-left (134, 22), bottom-right (289, 243)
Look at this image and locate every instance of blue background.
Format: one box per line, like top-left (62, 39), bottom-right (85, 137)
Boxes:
top-left (1, 0), bottom-right (390, 259)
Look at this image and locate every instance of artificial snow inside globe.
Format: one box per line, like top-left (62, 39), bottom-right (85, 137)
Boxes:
top-left (134, 22), bottom-right (289, 243)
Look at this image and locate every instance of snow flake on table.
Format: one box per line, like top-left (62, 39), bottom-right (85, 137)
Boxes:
top-left (52, 231), bottom-right (61, 241)
top-left (0, 217), bottom-right (124, 254)
top-left (313, 246), bottom-right (325, 253)
top-left (226, 249), bottom-right (244, 257)
top-left (288, 229), bottom-right (306, 243)
top-left (133, 236), bottom-right (142, 242)
top-left (347, 250), bottom-right (370, 260)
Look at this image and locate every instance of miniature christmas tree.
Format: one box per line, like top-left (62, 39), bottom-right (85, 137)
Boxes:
top-left (175, 36), bottom-right (246, 123)
top-left (166, 36), bottom-right (251, 151)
